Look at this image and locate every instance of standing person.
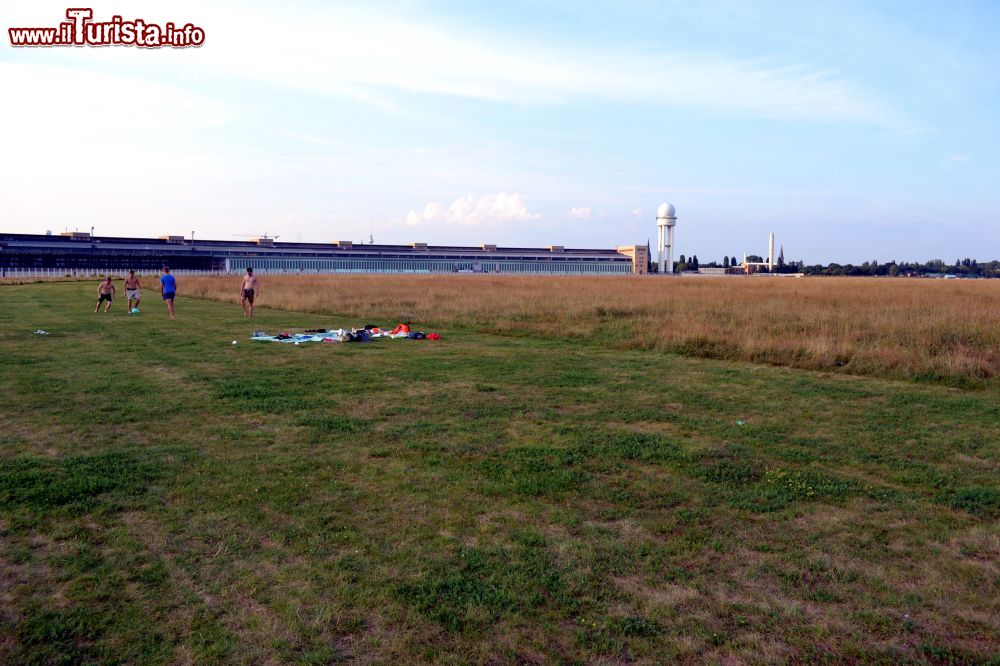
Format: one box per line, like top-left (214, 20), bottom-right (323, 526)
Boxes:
top-left (159, 266), bottom-right (177, 320)
top-left (240, 267), bottom-right (259, 318)
top-left (94, 277), bottom-right (115, 313)
top-left (124, 270), bottom-right (142, 313)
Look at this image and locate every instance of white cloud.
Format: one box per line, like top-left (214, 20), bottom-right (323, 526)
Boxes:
top-left (941, 154), bottom-right (972, 171)
top-left (0, 63), bottom-right (229, 137)
top-left (0, 61), bottom-right (237, 230)
top-left (569, 207), bottom-right (592, 219)
top-left (406, 193), bottom-right (540, 227)
top-left (28, 0), bottom-right (899, 127)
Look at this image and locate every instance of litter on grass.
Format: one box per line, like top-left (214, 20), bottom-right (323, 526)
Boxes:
top-left (33, 330), bottom-right (50, 335)
top-left (250, 325), bottom-right (441, 344)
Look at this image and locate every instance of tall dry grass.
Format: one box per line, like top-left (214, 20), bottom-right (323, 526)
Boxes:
top-left (184, 275), bottom-right (1000, 386)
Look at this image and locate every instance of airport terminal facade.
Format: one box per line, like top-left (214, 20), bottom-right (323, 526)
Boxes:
top-left (0, 232), bottom-right (649, 276)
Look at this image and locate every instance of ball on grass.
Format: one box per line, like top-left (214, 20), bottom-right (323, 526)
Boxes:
top-left (131, 307), bottom-right (139, 314)
top-left (232, 340), bottom-right (238, 345)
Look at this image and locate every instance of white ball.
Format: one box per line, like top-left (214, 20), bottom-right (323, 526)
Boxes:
top-left (232, 340), bottom-right (238, 345)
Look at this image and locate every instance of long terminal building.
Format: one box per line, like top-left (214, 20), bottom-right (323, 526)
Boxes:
top-left (0, 232), bottom-right (650, 276)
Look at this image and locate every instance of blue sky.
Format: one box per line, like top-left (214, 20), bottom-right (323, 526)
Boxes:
top-left (2, 0), bottom-right (998, 263)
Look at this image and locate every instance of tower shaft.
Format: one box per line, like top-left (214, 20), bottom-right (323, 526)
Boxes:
top-left (655, 202), bottom-right (676, 274)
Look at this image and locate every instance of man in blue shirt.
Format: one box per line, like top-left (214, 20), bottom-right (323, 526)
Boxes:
top-left (159, 265), bottom-right (177, 319)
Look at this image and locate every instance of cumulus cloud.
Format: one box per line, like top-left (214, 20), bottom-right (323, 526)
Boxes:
top-left (569, 207), bottom-right (592, 219)
top-left (406, 193), bottom-right (540, 227)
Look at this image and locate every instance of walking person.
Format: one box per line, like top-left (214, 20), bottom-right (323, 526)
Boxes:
top-left (94, 277), bottom-right (115, 313)
top-left (160, 266), bottom-right (177, 320)
top-left (124, 269), bottom-right (142, 313)
top-left (240, 267), bottom-right (259, 318)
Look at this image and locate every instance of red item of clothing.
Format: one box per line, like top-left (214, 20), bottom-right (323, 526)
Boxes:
top-left (390, 324), bottom-right (411, 335)
top-left (427, 333), bottom-right (442, 340)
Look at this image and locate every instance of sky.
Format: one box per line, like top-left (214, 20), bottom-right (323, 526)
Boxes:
top-left (1, 0), bottom-right (998, 264)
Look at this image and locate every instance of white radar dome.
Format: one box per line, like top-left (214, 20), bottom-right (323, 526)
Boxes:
top-left (657, 202), bottom-right (676, 218)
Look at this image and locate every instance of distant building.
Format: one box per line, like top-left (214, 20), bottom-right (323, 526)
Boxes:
top-left (739, 231), bottom-right (779, 274)
top-left (616, 245), bottom-right (649, 274)
top-left (0, 233), bottom-right (650, 275)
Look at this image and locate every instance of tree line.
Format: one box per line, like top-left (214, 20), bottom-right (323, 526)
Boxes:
top-left (649, 254), bottom-right (999, 277)
top-left (801, 258), bottom-right (999, 277)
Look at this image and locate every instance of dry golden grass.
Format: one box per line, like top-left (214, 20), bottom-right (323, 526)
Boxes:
top-left (184, 275), bottom-right (1000, 385)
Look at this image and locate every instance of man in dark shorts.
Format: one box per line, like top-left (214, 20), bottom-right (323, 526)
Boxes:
top-left (160, 266), bottom-right (177, 320)
top-left (240, 267), bottom-right (259, 319)
top-left (94, 277), bottom-right (115, 313)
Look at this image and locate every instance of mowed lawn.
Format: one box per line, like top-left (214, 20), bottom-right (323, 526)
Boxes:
top-left (1, 282), bottom-right (998, 664)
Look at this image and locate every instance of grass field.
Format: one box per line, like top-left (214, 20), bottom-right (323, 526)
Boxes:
top-left (185, 275), bottom-right (1000, 387)
top-left (1, 281), bottom-right (998, 664)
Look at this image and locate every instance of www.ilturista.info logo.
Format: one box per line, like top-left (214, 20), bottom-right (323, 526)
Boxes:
top-left (8, 8), bottom-right (205, 48)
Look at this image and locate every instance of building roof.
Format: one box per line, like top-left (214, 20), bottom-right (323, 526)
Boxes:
top-left (0, 232), bottom-right (632, 260)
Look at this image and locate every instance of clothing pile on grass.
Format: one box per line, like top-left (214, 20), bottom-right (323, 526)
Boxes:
top-left (250, 323), bottom-right (442, 344)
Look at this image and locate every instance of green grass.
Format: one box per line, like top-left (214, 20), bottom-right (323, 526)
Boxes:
top-left (1, 282), bottom-right (998, 664)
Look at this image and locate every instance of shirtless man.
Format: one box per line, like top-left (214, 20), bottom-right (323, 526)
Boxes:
top-left (94, 277), bottom-right (115, 313)
top-left (240, 267), bottom-right (259, 318)
top-left (124, 270), bottom-right (142, 312)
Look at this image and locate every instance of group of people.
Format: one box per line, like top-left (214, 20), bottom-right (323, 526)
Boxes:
top-left (94, 266), bottom-right (259, 319)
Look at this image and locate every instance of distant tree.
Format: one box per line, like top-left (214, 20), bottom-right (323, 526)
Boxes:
top-left (889, 263), bottom-right (899, 277)
top-left (746, 255), bottom-right (763, 263)
top-left (679, 254), bottom-right (686, 264)
top-left (691, 255), bottom-right (699, 270)
top-left (723, 255), bottom-right (729, 267)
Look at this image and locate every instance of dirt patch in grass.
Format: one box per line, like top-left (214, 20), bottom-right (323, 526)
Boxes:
top-left (613, 575), bottom-right (700, 609)
top-left (611, 420), bottom-right (690, 440)
top-left (953, 453), bottom-right (1000, 471)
